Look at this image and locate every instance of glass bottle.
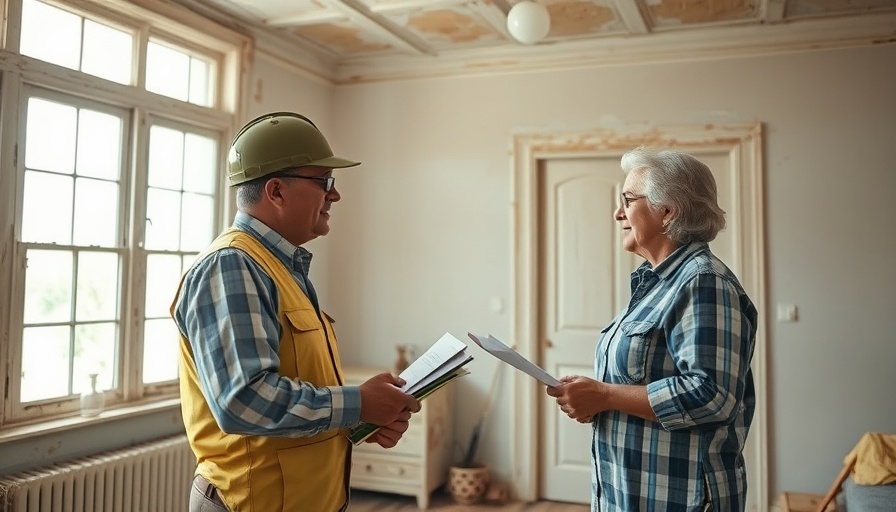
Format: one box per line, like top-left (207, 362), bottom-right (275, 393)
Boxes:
top-left (80, 373), bottom-right (105, 417)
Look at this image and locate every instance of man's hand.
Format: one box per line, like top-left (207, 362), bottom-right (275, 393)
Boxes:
top-left (364, 410), bottom-right (412, 448)
top-left (359, 372), bottom-right (420, 426)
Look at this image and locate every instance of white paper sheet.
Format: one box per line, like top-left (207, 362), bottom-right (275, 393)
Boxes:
top-left (467, 333), bottom-right (561, 387)
top-left (399, 332), bottom-right (470, 395)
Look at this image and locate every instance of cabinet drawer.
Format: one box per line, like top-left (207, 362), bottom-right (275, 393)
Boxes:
top-left (351, 453), bottom-right (422, 484)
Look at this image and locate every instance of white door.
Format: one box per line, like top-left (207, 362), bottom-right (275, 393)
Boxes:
top-left (538, 156), bottom-right (637, 503)
top-left (538, 149), bottom-right (755, 509)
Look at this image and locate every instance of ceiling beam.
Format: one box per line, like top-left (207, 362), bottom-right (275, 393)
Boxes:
top-left (367, 0), bottom-right (472, 14)
top-left (466, 1), bottom-right (514, 39)
top-left (327, 0), bottom-right (437, 56)
top-left (264, 10), bottom-right (348, 26)
top-left (612, 0), bottom-right (649, 34)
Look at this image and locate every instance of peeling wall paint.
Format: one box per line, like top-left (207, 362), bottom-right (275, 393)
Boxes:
top-left (409, 10), bottom-right (494, 43)
top-left (548, 1), bottom-right (617, 36)
top-left (204, 0), bottom-right (896, 65)
top-left (647, 0), bottom-right (756, 25)
top-left (291, 23), bottom-right (392, 53)
top-left (787, 0), bottom-right (896, 17)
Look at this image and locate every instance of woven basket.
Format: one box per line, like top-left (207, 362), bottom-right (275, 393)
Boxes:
top-left (447, 464), bottom-right (490, 505)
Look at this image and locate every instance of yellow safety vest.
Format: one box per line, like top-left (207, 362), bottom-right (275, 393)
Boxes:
top-left (173, 228), bottom-right (351, 511)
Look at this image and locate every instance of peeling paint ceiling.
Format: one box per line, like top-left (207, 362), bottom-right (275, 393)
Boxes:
top-left (177, 0), bottom-right (896, 82)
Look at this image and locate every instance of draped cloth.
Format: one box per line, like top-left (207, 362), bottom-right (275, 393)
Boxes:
top-left (846, 432), bottom-right (896, 485)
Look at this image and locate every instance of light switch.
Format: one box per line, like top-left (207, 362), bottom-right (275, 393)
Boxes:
top-left (490, 296), bottom-right (505, 313)
top-left (777, 304), bottom-right (798, 322)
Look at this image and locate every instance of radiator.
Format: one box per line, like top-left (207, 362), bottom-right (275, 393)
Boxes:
top-left (0, 434), bottom-right (196, 512)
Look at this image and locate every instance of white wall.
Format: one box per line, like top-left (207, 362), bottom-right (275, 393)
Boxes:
top-left (241, 54), bottom-right (340, 300)
top-left (307, 44), bottom-right (896, 502)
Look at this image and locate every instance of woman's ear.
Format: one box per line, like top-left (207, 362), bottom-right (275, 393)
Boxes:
top-left (662, 207), bottom-right (675, 224)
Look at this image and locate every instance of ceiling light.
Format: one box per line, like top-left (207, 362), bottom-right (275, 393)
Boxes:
top-left (506, 1), bottom-right (551, 45)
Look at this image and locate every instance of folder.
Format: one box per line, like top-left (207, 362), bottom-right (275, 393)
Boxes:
top-left (348, 332), bottom-right (472, 445)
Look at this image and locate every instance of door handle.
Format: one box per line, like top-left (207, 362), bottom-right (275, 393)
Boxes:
top-left (544, 339), bottom-right (553, 348)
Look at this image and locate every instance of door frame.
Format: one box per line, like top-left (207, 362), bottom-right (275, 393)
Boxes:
top-left (509, 122), bottom-right (767, 510)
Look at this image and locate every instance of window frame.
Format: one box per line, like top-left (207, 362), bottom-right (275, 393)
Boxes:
top-left (0, 0), bottom-right (249, 430)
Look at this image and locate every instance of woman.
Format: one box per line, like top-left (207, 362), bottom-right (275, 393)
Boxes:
top-left (547, 147), bottom-right (758, 512)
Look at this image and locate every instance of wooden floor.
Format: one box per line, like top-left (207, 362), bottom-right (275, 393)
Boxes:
top-left (349, 489), bottom-right (590, 511)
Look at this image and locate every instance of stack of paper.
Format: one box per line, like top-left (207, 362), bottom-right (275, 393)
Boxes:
top-left (348, 332), bottom-right (472, 445)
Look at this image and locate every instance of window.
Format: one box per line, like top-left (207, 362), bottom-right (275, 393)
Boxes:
top-left (20, 92), bottom-right (128, 402)
top-left (20, 0), bottom-right (134, 85)
top-left (1, 0), bottom-right (248, 426)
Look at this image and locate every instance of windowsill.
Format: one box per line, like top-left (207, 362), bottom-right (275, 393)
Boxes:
top-left (0, 398), bottom-right (181, 444)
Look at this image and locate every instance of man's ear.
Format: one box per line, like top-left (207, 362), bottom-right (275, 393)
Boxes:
top-left (264, 178), bottom-right (287, 207)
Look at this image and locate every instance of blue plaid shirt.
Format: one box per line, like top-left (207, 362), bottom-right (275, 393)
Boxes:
top-left (592, 243), bottom-right (757, 512)
top-left (173, 212), bottom-right (362, 437)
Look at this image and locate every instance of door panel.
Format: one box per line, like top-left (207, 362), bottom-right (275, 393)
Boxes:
top-left (538, 157), bottom-right (635, 503)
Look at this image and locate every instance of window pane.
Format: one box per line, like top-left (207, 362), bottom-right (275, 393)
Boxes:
top-left (145, 254), bottom-right (183, 318)
top-left (73, 323), bottom-right (117, 393)
top-left (146, 42), bottom-right (189, 102)
top-left (148, 125), bottom-right (184, 190)
top-left (81, 19), bottom-right (133, 85)
top-left (189, 57), bottom-right (212, 107)
top-left (143, 318), bottom-right (179, 383)
top-left (76, 252), bottom-right (120, 322)
top-left (24, 250), bottom-right (73, 324)
top-left (73, 178), bottom-right (119, 247)
top-left (26, 97), bottom-right (77, 174)
top-left (183, 133), bottom-right (217, 194)
top-left (76, 109), bottom-right (123, 180)
top-left (20, 0), bottom-right (81, 71)
top-left (21, 326), bottom-right (71, 402)
top-left (181, 193), bottom-right (214, 251)
top-left (22, 171), bottom-right (74, 244)
top-left (145, 188), bottom-right (182, 250)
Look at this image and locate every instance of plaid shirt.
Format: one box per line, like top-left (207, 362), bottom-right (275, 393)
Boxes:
top-left (173, 212), bottom-right (362, 437)
top-left (592, 243), bottom-right (757, 512)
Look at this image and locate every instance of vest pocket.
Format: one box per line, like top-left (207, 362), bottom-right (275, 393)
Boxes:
top-left (285, 308), bottom-right (323, 332)
top-left (283, 308), bottom-right (334, 383)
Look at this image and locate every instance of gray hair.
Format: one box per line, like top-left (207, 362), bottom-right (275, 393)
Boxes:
top-left (235, 179), bottom-right (266, 209)
top-left (620, 147), bottom-right (726, 244)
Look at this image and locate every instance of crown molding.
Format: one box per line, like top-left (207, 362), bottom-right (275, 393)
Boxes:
top-left (332, 12), bottom-right (896, 84)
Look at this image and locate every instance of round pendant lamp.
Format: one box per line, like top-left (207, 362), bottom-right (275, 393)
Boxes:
top-left (506, 1), bottom-right (551, 45)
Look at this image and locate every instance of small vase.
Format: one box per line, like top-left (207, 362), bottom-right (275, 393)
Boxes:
top-left (80, 373), bottom-right (105, 417)
top-left (394, 345), bottom-right (410, 375)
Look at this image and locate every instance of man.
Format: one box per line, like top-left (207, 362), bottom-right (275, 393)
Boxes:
top-left (172, 112), bottom-right (420, 512)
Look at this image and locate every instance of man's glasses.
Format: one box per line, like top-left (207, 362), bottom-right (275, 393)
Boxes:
top-left (619, 193), bottom-right (647, 209)
top-left (277, 174), bottom-right (335, 192)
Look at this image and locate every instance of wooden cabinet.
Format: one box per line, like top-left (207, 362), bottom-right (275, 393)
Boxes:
top-left (343, 366), bottom-right (454, 510)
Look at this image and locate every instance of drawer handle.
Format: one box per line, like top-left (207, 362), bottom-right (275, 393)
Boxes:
top-left (365, 464), bottom-right (373, 472)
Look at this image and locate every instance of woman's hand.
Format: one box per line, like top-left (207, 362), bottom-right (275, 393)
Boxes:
top-left (548, 376), bottom-right (657, 423)
top-left (546, 375), bottom-right (606, 423)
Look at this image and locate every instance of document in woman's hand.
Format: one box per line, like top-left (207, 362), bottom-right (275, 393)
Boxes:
top-left (467, 333), bottom-right (560, 386)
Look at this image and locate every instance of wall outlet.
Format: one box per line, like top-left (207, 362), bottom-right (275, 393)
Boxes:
top-left (777, 304), bottom-right (798, 322)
